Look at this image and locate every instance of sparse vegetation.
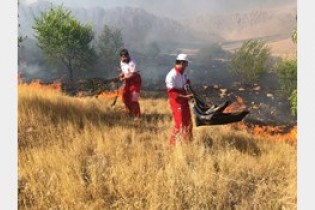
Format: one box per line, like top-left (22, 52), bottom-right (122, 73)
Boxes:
top-left (230, 39), bottom-right (271, 84)
top-left (18, 85), bottom-right (296, 210)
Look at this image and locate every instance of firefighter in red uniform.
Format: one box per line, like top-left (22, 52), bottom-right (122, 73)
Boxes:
top-left (116, 49), bottom-right (142, 118)
top-left (165, 54), bottom-right (194, 145)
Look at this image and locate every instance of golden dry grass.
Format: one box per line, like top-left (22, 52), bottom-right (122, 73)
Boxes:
top-left (18, 85), bottom-right (296, 210)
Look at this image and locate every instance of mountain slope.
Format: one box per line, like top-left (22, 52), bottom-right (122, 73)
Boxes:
top-left (185, 4), bottom-right (296, 42)
top-left (19, 1), bottom-right (211, 50)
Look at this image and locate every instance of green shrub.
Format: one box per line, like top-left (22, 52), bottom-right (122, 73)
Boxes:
top-left (230, 39), bottom-right (271, 84)
top-left (289, 89), bottom-right (297, 117)
top-left (276, 59), bottom-right (297, 97)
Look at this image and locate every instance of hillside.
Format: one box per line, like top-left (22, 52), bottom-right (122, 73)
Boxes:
top-left (268, 38), bottom-right (297, 59)
top-left (18, 83), bottom-right (296, 209)
top-left (18, 1), bottom-right (204, 51)
top-left (221, 37), bottom-right (297, 59)
top-left (19, 1), bottom-right (296, 50)
top-left (185, 4), bottom-right (296, 42)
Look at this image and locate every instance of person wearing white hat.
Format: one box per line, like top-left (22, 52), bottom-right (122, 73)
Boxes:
top-left (165, 53), bottom-right (194, 145)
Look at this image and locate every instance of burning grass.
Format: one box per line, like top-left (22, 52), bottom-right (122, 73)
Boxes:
top-left (18, 84), bottom-right (297, 210)
top-left (18, 79), bottom-right (62, 92)
top-left (230, 122), bottom-right (297, 146)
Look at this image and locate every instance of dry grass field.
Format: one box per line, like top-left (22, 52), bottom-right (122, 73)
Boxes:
top-left (18, 83), bottom-right (296, 210)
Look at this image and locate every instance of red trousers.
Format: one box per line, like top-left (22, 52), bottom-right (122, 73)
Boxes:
top-left (122, 75), bottom-right (141, 118)
top-left (169, 98), bottom-right (193, 145)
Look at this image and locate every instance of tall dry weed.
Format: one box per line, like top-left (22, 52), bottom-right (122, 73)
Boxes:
top-left (18, 86), bottom-right (296, 210)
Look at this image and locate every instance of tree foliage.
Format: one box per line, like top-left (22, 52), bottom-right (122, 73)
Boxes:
top-left (276, 59), bottom-right (297, 97)
top-left (291, 28), bottom-right (297, 44)
top-left (230, 39), bottom-right (271, 84)
top-left (98, 25), bottom-right (124, 73)
top-left (275, 25), bottom-right (297, 117)
top-left (33, 5), bottom-right (96, 81)
top-left (289, 89), bottom-right (297, 117)
top-left (289, 22), bottom-right (297, 117)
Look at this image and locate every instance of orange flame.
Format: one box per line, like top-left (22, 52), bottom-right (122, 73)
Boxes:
top-left (230, 122), bottom-right (297, 146)
top-left (279, 126), bottom-right (297, 145)
top-left (226, 96), bottom-right (296, 145)
top-left (19, 79), bottom-right (62, 92)
top-left (51, 80), bottom-right (62, 91)
top-left (96, 88), bottom-right (122, 100)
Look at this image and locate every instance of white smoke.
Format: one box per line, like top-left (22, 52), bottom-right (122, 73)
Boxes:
top-left (23, 0), bottom-right (39, 6)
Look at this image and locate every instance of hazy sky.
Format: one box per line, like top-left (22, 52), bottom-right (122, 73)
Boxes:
top-left (22, 0), bottom-right (296, 19)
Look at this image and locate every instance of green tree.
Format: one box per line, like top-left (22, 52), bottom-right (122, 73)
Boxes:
top-left (98, 25), bottom-right (124, 74)
top-left (230, 39), bottom-right (271, 84)
top-left (276, 59), bottom-right (297, 97)
top-left (290, 24), bottom-right (297, 117)
top-left (289, 89), bottom-right (297, 117)
top-left (275, 25), bottom-right (297, 117)
top-left (33, 5), bottom-right (96, 82)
